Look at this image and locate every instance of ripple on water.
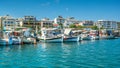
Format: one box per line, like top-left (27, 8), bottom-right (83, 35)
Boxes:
top-left (0, 39), bottom-right (120, 67)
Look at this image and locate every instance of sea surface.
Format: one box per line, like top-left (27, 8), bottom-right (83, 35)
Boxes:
top-left (0, 39), bottom-right (120, 68)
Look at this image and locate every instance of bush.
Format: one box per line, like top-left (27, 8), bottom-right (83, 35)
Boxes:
top-left (69, 24), bottom-right (76, 28)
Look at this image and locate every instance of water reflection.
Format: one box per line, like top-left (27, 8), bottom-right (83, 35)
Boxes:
top-left (0, 45), bottom-right (21, 52)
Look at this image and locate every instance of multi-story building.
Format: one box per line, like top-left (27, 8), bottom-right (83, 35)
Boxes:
top-left (23, 16), bottom-right (37, 27)
top-left (79, 20), bottom-right (94, 26)
top-left (54, 16), bottom-right (65, 24)
top-left (2, 17), bottom-right (23, 30)
top-left (64, 17), bottom-right (79, 27)
top-left (0, 15), bottom-right (12, 29)
top-left (96, 20), bottom-right (118, 29)
top-left (0, 15), bottom-right (25, 30)
top-left (15, 18), bottom-right (24, 27)
top-left (40, 18), bottom-right (53, 28)
top-left (117, 22), bottom-right (120, 30)
top-left (0, 17), bottom-right (4, 29)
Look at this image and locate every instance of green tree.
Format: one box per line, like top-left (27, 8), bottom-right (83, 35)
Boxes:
top-left (77, 25), bottom-right (84, 29)
top-left (69, 24), bottom-right (76, 28)
top-left (58, 22), bottom-right (63, 29)
top-left (91, 26), bottom-right (98, 30)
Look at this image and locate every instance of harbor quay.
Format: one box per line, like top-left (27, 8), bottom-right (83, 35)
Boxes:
top-left (0, 15), bottom-right (120, 45)
top-left (0, 27), bottom-right (119, 45)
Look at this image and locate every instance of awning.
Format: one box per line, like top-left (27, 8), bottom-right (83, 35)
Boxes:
top-left (64, 29), bottom-right (72, 35)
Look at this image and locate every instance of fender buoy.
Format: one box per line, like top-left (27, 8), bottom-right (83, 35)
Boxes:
top-left (64, 37), bottom-right (67, 40)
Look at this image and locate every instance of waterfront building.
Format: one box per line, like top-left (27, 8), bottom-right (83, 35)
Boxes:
top-left (79, 20), bottom-right (94, 27)
top-left (23, 16), bottom-right (37, 27)
top-left (64, 17), bottom-right (79, 27)
top-left (16, 18), bottom-right (24, 27)
top-left (2, 18), bottom-right (16, 30)
top-left (0, 15), bottom-right (12, 29)
top-left (117, 22), bottom-right (120, 30)
top-left (40, 18), bottom-right (54, 28)
top-left (54, 16), bottom-right (65, 24)
top-left (2, 15), bottom-right (23, 30)
top-left (0, 17), bottom-right (4, 29)
top-left (97, 20), bottom-right (118, 29)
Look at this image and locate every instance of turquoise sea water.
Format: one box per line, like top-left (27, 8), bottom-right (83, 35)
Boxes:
top-left (0, 39), bottom-right (120, 68)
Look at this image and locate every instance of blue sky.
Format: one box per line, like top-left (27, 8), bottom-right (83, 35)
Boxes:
top-left (0, 0), bottom-right (120, 21)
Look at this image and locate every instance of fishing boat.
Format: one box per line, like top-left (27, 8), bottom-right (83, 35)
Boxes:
top-left (22, 29), bottom-right (37, 44)
top-left (99, 29), bottom-right (115, 39)
top-left (0, 39), bottom-right (7, 45)
top-left (0, 31), bottom-right (6, 45)
top-left (89, 30), bottom-right (99, 40)
top-left (39, 28), bottom-right (63, 43)
top-left (0, 31), bottom-right (13, 45)
top-left (80, 31), bottom-right (91, 40)
top-left (0, 37), bottom-right (13, 45)
top-left (63, 29), bottom-right (80, 42)
top-left (12, 36), bottom-right (21, 45)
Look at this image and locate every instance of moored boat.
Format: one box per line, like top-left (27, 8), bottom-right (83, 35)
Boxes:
top-left (89, 30), bottom-right (99, 40)
top-left (12, 36), bottom-right (21, 45)
top-left (0, 39), bottom-right (7, 45)
top-left (63, 29), bottom-right (80, 42)
top-left (80, 31), bottom-right (91, 40)
top-left (39, 28), bottom-right (63, 43)
top-left (99, 29), bottom-right (115, 39)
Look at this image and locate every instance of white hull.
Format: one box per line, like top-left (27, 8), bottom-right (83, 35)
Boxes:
top-left (0, 40), bottom-right (6, 45)
top-left (40, 37), bottom-right (63, 43)
top-left (81, 37), bottom-right (91, 40)
top-left (0, 39), bottom-right (12, 45)
top-left (22, 40), bottom-right (32, 44)
top-left (22, 37), bottom-right (36, 44)
top-left (100, 35), bottom-right (115, 39)
top-left (90, 36), bottom-right (99, 40)
top-left (63, 36), bottom-right (79, 42)
top-left (12, 41), bottom-right (21, 45)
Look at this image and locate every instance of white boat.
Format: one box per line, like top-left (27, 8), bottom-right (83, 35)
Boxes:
top-left (21, 37), bottom-right (37, 44)
top-left (89, 30), bottom-right (99, 40)
top-left (0, 39), bottom-right (7, 45)
top-left (22, 28), bottom-right (37, 44)
top-left (100, 34), bottom-right (115, 39)
top-left (0, 37), bottom-right (13, 45)
top-left (99, 29), bottom-right (115, 39)
top-left (39, 28), bottom-right (63, 43)
top-left (63, 36), bottom-right (80, 42)
top-left (40, 37), bottom-right (63, 43)
top-left (12, 36), bottom-right (21, 45)
top-left (22, 37), bottom-right (31, 44)
top-left (80, 31), bottom-right (91, 40)
top-left (90, 35), bottom-right (99, 40)
top-left (63, 29), bottom-right (80, 42)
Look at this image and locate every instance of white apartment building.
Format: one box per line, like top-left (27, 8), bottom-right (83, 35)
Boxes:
top-left (64, 17), bottom-right (79, 27)
top-left (2, 18), bottom-right (16, 30)
top-left (41, 18), bottom-right (53, 28)
top-left (79, 20), bottom-right (94, 26)
top-left (54, 16), bottom-right (65, 24)
top-left (16, 18), bottom-right (23, 27)
top-left (97, 20), bottom-right (118, 29)
top-left (2, 16), bottom-right (23, 30)
top-left (0, 15), bottom-right (12, 29)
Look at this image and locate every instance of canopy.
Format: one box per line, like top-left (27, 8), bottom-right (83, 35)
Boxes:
top-left (64, 29), bottom-right (72, 35)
